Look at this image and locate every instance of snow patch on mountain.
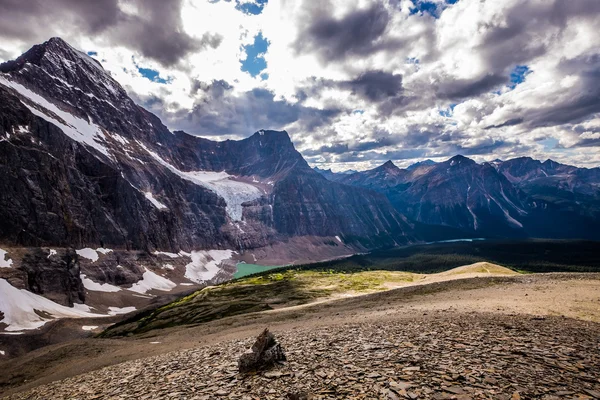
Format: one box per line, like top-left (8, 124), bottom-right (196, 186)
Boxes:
top-left (76, 248), bottom-right (99, 262)
top-left (0, 249), bottom-right (12, 268)
top-left (138, 142), bottom-right (262, 221)
top-left (76, 247), bottom-right (112, 262)
top-left (0, 279), bottom-right (102, 331)
top-left (144, 192), bottom-right (167, 209)
top-left (128, 268), bottom-right (176, 294)
top-left (154, 251), bottom-right (180, 258)
top-left (107, 306), bottom-right (136, 316)
top-left (0, 75), bottom-right (112, 159)
top-left (184, 250), bottom-right (234, 283)
top-left (80, 274), bottom-right (122, 293)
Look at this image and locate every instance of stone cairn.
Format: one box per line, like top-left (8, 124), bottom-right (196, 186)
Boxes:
top-left (238, 328), bottom-right (287, 373)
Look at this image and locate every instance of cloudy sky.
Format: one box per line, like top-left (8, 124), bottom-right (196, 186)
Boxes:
top-left (1, 0), bottom-right (599, 170)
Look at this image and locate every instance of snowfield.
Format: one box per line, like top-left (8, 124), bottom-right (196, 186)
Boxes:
top-left (80, 274), bottom-right (122, 293)
top-left (184, 250), bottom-right (234, 283)
top-left (107, 306), bottom-right (136, 316)
top-left (0, 75), bottom-right (112, 159)
top-left (0, 279), bottom-right (102, 331)
top-left (128, 268), bottom-right (176, 294)
top-left (0, 248), bottom-right (12, 268)
top-left (76, 247), bottom-right (112, 262)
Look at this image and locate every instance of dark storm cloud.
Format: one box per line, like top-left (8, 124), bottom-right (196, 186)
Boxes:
top-left (136, 81), bottom-right (341, 137)
top-left (341, 70), bottom-right (402, 102)
top-left (0, 0), bottom-right (216, 66)
top-left (485, 118), bottom-right (524, 130)
top-left (294, 2), bottom-right (391, 62)
top-left (512, 53), bottom-right (600, 137)
top-left (436, 74), bottom-right (507, 100)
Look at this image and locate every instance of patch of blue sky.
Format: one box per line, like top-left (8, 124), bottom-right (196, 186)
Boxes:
top-left (439, 103), bottom-right (457, 117)
top-left (508, 65), bottom-right (531, 89)
top-left (131, 56), bottom-right (171, 84)
top-left (410, 1), bottom-right (439, 17)
top-left (138, 67), bottom-right (169, 84)
top-left (235, 0), bottom-right (268, 15)
top-left (540, 137), bottom-right (560, 151)
top-left (353, 110), bottom-right (365, 115)
top-left (240, 32), bottom-right (269, 78)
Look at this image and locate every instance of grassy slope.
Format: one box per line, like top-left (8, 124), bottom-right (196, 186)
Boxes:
top-left (99, 239), bottom-right (600, 338)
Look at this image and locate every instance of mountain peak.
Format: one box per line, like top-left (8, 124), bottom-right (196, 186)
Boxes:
top-left (381, 160), bottom-right (398, 170)
top-left (446, 155), bottom-right (476, 167)
top-left (407, 159), bottom-right (436, 170)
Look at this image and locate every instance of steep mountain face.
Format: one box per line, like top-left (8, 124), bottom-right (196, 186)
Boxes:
top-left (0, 37), bottom-right (412, 254)
top-left (340, 157), bottom-right (529, 237)
top-left (340, 155), bottom-right (600, 239)
top-left (493, 157), bottom-right (600, 238)
top-left (339, 161), bottom-right (409, 190)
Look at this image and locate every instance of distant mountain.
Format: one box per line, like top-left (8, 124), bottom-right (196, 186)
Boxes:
top-left (407, 159), bottom-right (436, 170)
top-left (339, 155), bottom-right (600, 239)
top-left (313, 166), bottom-right (358, 181)
top-left (339, 161), bottom-right (409, 190)
top-left (389, 156), bottom-right (528, 237)
top-left (493, 157), bottom-right (600, 238)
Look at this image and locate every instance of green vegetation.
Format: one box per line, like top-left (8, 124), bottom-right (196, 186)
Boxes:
top-left (100, 239), bottom-right (600, 338)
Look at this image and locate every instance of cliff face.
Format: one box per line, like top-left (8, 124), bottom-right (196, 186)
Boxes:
top-left (0, 38), bottom-right (413, 253)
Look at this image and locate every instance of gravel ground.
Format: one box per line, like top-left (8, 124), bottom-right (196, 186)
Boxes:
top-left (6, 312), bottom-right (600, 400)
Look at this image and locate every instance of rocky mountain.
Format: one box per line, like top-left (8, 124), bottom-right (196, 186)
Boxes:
top-left (406, 159), bottom-right (436, 170)
top-left (313, 167), bottom-right (357, 181)
top-left (492, 157), bottom-right (600, 238)
top-left (0, 37), bottom-right (412, 254)
top-left (0, 38), bottom-right (415, 334)
top-left (337, 155), bottom-right (600, 239)
top-left (339, 161), bottom-right (410, 190)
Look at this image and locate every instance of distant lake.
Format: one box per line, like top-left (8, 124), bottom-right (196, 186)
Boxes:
top-left (234, 263), bottom-right (285, 279)
top-left (425, 238), bottom-right (486, 245)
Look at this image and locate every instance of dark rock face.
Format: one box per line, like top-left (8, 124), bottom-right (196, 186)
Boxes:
top-left (0, 38), bottom-right (412, 254)
top-left (0, 248), bottom-right (84, 306)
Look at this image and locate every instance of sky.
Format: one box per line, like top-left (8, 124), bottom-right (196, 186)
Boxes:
top-left (0, 0), bottom-right (599, 171)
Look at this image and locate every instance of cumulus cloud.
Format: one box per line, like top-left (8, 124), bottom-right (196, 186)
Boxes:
top-left (0, 0), bottom-right (208, 66)
top-left (1, 0), bottom-right (600, 169)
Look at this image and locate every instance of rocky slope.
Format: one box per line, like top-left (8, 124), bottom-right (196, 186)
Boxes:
top-left (4, 273), bottom-right (600, 399)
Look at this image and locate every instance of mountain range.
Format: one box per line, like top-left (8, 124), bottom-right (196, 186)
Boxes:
top-left (1, 38), bottom-right (599, 334)
top-left (318, 155), bottom-right (600, 240)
